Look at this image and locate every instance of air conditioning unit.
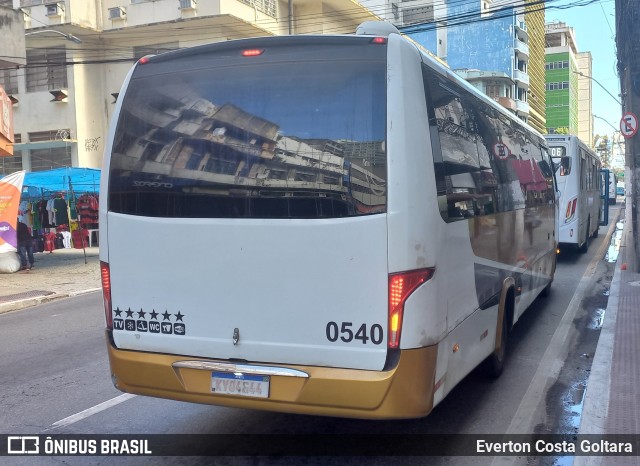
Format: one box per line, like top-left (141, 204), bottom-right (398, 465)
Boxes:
top-left (49, 89), bottom-right (68, 103)
top-left (108, 6), bottom-right (126, 20)
top-left (45, 3), bottom-right (63, 18)
top-left (179, 0), bottom-right (196, 10)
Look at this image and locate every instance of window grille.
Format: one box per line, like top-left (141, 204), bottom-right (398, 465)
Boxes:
top-left (0, 69), bottom-right (19, 95)
top-left (0, 134), bottom-right (21, 176)
top-left (239, 0), bottom-right (277, 18)
top-left (30, 147), bottom-right (72, 171)
top-left (25, 49), bottom-right (68, 92)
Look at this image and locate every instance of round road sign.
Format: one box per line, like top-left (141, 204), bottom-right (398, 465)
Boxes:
top-left (620, 112), bottom-right (638, 138)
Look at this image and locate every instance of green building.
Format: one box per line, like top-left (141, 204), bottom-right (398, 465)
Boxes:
top-left (545, 22), bottom-right (580, 136)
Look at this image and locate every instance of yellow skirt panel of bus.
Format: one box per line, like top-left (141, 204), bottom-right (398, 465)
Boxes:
top-left (106, 333), bottom-right (438, 420)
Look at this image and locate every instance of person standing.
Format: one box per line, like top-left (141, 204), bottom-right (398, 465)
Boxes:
top-left (17, 219), bottom-right (35, 270)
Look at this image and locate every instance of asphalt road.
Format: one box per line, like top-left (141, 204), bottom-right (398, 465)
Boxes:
top-left (0, 208), bottom-right (620, 465)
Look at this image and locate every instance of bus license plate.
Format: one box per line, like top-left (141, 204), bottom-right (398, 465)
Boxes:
top-left (211, 372), bottom-right (270, 398)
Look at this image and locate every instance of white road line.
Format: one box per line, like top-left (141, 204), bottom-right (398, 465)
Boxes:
top-left (44, 394), bottom-right (136, 431)
top-left (492, 219), bottom-right (617, 466)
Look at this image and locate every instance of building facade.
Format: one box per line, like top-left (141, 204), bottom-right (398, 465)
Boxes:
top-left (575, 51), bottom-right (593, 146)
top-left (0, 1), bottom-right (25, 162)
top-left (0, 0), bottom-right (378, 175)
top-left (395, 0), bottom-right (546, 134)
top-left (544, 21), bottom-right (580, 137)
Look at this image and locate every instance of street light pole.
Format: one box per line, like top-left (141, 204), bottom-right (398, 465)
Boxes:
top-left (573, 70), bottom-right (622, 107)
top-left (25, 29), bottom-right (82, 44)
top-left (593, 114), bottom-right (619, 132)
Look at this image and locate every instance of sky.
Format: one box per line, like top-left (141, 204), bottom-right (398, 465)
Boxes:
top-left (546, 0), bottom-right (620, 139)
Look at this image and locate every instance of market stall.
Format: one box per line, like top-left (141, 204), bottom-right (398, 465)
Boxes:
top-left (19, 168), bottom-right (100, 251)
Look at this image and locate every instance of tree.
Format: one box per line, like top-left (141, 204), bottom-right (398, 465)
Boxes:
top-left (594, 133), bottom-right (611, 168)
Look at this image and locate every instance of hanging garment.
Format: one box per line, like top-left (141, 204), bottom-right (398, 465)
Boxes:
top-left (46, 199), bottom-right (56, 225)
top-left (43, 232), bottom-right (57, 252)
top-left (53, 197), bottom-right (69, 226)
top-left (61, 231), bottom-right (72, 248)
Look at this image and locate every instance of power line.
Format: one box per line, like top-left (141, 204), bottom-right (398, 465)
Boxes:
top-left (0, 0), bottom-right (611, 71)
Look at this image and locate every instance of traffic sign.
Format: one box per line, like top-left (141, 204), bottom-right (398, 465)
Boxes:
top-left (620, 112), bottom-right (638, 138)
top-left (493, 142), bottom-right (511, 160)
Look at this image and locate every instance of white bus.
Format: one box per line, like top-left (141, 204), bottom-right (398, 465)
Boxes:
top-left (100, 22), bottom-right (557, 419)
top-left (546, 135), bottom-right (602, 253)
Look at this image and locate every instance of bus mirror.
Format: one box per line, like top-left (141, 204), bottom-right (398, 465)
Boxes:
top-left (560, 156), bottom-right (571, 175)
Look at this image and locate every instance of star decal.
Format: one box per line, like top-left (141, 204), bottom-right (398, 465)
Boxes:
top-left (113, 307), bottom-right (123, 317)
top-left (125, 308), bottom-right (134, 318)
top-left (162, 311), bottom-right (172, 321)
top-left (174, 311), bottom-right (184, 322)
top-left (149, 310), bottom-right (159, 320)
top-left (137, 309), bottom-right (146, 319)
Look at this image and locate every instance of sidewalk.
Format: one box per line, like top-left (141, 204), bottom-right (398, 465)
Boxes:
top-left (0, 247), bottom-right (101, 314)
top-left (577, 198), bottom-right (640, 465)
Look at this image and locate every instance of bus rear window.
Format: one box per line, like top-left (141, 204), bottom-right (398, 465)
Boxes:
top-left (108, 43), bottom-right (387, 219)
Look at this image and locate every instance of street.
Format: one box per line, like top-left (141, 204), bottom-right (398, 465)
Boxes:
top-left (0, 205), bottom-right (621, 466)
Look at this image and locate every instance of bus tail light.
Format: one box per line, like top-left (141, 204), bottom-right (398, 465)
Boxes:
top-left (565, 198), bottom-right (578, 223)
top-left (388, 268), bottom-right (434, 349)
top-left (100, 261), bottom-right (113, 330)
top-left (241, 49), bottom-right (264, 57)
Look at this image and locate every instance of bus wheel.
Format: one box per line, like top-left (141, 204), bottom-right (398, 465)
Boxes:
top-left (485, 311), bottom-right (508, 379)
top-left (579, 219), bottom-right (590, 253)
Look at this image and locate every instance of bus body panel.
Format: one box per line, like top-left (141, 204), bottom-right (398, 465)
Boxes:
top-left (106, 338), bottom-right (439, 420)
top-left (107, 213), bottom-right (389, 370)
top-left (385, 36), bottom-right (453, 349)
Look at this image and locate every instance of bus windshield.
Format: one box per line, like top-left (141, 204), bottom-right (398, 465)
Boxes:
top-left (108, 42), bottom-right (387, 219)
top-left (550, 146), bottom-right (570, 176)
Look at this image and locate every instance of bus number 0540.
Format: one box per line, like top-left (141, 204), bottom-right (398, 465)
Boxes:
top-left (325, 322), bottom-right (384, 345)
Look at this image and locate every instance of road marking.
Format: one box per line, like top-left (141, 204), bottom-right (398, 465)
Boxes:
top-left (492, 218), bottom-right (618, 466)
top-left (43, 394), bottom-right (136, 431)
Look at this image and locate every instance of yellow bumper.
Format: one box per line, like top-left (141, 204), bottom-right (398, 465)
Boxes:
top-left (106, 333), bottom-right (437, 420)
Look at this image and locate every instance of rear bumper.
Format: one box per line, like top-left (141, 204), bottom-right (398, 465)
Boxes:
top-left (106, 332), bottom-right (438, 420)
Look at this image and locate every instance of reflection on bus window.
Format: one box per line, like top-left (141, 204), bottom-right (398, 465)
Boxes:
top-left (109, 46), bottom-right (387, 219)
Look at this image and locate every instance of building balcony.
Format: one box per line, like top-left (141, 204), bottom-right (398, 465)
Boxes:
top-left (514, 38), bottom-right (529, 59)
top-left (515, 99), bottom-right (530, 116)
top-left (515, 20), bottom-right (528, 42)
top-left (513, 70), bottom-right (530, 88)
top-left (495, 96), bottom-right (517, 112)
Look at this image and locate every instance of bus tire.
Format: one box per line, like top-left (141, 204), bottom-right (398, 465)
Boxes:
top-left (485, 287), bottom-right (512, 379)
top-left (486, 314), bottom-right (508, 378)
top-left (579, 219), bottom-right (590, 253)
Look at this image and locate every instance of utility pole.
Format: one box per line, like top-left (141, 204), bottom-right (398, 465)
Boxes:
top-left (616, 0), bottom-right (640, 270)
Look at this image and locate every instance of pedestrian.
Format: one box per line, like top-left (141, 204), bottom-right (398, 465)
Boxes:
top-left (17, 219), bottom-right (35, 270)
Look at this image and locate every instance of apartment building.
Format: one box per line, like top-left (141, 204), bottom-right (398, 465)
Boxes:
top-left (0, 0), bottom-right (378, 174)
top-left (0, 1), bottom-right (25, 161)
top-left (575, 51), bottom-right (593, 146)
top-left (389, 0), bottom-right (546, 134)
top-left (544, 21), bottom-right (581, 137)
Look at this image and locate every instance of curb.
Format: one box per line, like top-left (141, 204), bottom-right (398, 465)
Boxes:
top-left (0, 288), bottom-right (101, 315)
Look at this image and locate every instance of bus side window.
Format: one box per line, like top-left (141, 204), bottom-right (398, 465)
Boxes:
top-left (560, 157), bottom-right (571, 176)
top-left (422, 65), bottom-right (483, 223)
